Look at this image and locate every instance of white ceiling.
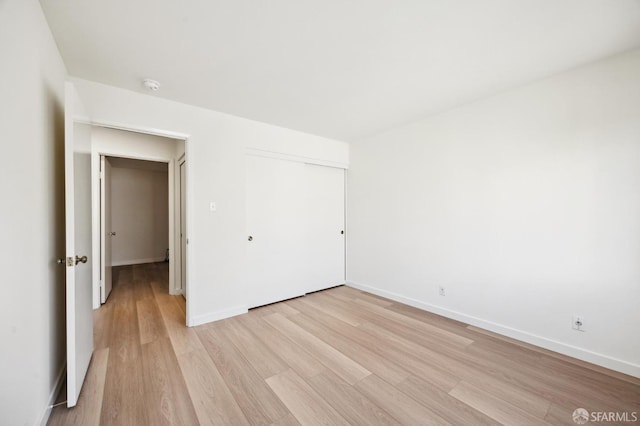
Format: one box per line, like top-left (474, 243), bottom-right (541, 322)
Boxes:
top-left (40, 0), bottom-right (640, 141)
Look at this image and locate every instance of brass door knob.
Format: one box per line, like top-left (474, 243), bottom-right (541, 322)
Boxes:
top-left (75, 255), bottom-right (88, 265)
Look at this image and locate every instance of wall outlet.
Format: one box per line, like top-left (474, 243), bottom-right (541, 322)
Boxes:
top-left (438, 286), bottom-right (445, 296)
top-left (572, 315), bottom-right (585, 332)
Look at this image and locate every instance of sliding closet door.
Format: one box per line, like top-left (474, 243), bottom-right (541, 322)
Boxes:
top-left (304, 164), bottom-right (345, 292)
top-left (246, 155), bottom-right (307, 308)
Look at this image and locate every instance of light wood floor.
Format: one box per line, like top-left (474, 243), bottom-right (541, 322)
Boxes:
top-left (49, 263), bottom-right (639, 425)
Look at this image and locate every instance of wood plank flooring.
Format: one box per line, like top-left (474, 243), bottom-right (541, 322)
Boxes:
top-left (49, 263), bottom-right (640, 425)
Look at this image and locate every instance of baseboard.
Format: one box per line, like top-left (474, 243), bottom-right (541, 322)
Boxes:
top-left (38, 363), bottom-right (66, 426)
top-left (169, 287), bottom-right (184, 296)
top-left (188, 305), bottom-right (248, 327)
top-left (346, 280), bottom-right (640, 378)
top-left (111, 257), bottom-right (166, 267)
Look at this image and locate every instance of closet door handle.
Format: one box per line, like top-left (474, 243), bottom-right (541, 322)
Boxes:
top-left (248, 236), bottom-right (253, 241)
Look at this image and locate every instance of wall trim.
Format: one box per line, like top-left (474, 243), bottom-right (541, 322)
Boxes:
top-left (90, 118), bottom-right (191, 141)
top-left (188, 305), bottom-right (248, 327)
top-left (38, 363), bottom-right (66, 426)
top-left (346, 280), bottom-right (640, 378)
top-left (245, 147), bottom-right (349, 169)
top-left (111, 257), bottom-right (167, 267)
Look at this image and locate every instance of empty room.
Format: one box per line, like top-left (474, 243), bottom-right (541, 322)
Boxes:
top-left (1, 1), bottom-right (639, 425)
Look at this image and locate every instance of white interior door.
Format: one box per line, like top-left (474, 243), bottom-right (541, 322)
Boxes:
top-left (100, 156), bottom-right (113, 303)
top-left (304, 164), bottom-right (346, 292)
top-left (180, 160), bottom-right (186, 293)
top-left (64, 83), bottom-right (93, 407)
top-left (246, 155), bottom-right (307, 308)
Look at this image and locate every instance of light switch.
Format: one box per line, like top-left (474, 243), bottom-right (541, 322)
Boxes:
top-left (209, 202), bottom-right (216, 212)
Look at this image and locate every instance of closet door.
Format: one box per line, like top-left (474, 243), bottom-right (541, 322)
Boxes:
top-left (304, 164), bottom-right (345, 292)
top-left (246, 155), bottom-right (307, 308)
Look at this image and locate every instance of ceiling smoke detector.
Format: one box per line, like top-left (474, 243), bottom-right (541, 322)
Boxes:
top-left (142, 78), bottom-right (161, 91)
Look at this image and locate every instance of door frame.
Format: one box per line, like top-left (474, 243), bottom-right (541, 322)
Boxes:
top-left (177, 156), bottom-right (186, 294)
top-left (89, 120), bottom-right (191, 324)
top-left (99, 155), bottom-right (113, 303)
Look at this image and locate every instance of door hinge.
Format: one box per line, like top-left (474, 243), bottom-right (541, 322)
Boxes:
top-left (99, 170), bottom-right (104, 179)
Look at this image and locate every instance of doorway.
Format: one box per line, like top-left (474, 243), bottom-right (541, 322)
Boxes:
top-left (100, 156), bottom-right (171, 302)
top-left (91, 126), bottom-right (187, 315)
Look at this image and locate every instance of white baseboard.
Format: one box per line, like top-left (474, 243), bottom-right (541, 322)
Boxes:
top-left (346, 280), bottom-right (640, 378)
top-left (188, 305), bottom-right (248, 327)
top-left (38, 363), bottom-right (66, 426)
top-left (169, 287), bottom-right (184, 296)
top-left (111, 257), bottom-right (166, 267)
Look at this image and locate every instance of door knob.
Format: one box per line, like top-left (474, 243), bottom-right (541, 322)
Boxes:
top-left (248, 236), bottom-right (253, 241)
top-left (109, 231), bottom-right (116, 236)
top-left (75, 255), bottom-right (88, 265)
top-left (341, 230), bottom-right (344, 235)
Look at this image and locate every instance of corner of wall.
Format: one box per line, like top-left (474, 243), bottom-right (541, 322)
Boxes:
top-left (36, 363), bottom-right (66, 426)
top-left (187, 305), bottom-right (248, 327)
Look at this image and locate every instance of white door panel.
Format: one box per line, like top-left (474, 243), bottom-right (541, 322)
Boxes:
top-left (304, 164), bottom-right (346, 292)
top-left (246, 156), bottom-right (346, 308)
top-left (65, 83), bottom-right (93, 407)
top-left (246, 156), bottom-right (307, 308)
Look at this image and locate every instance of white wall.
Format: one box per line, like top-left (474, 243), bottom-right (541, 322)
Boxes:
top-left (73, 78), bottom-right (349, 326)
top-left (0, 1), bottom-right (68, 424)
top-left (110, 165), bottom-right (169, 266)
top-left (347, 49), bottom-right (640, 377)
top-left (92, 125), bottom-right (181, 161)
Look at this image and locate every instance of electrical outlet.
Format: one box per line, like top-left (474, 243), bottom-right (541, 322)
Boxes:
top-left (438, 286), bottom-right (445, 296)
top-left (572, 315), bottom-right (585, 332)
